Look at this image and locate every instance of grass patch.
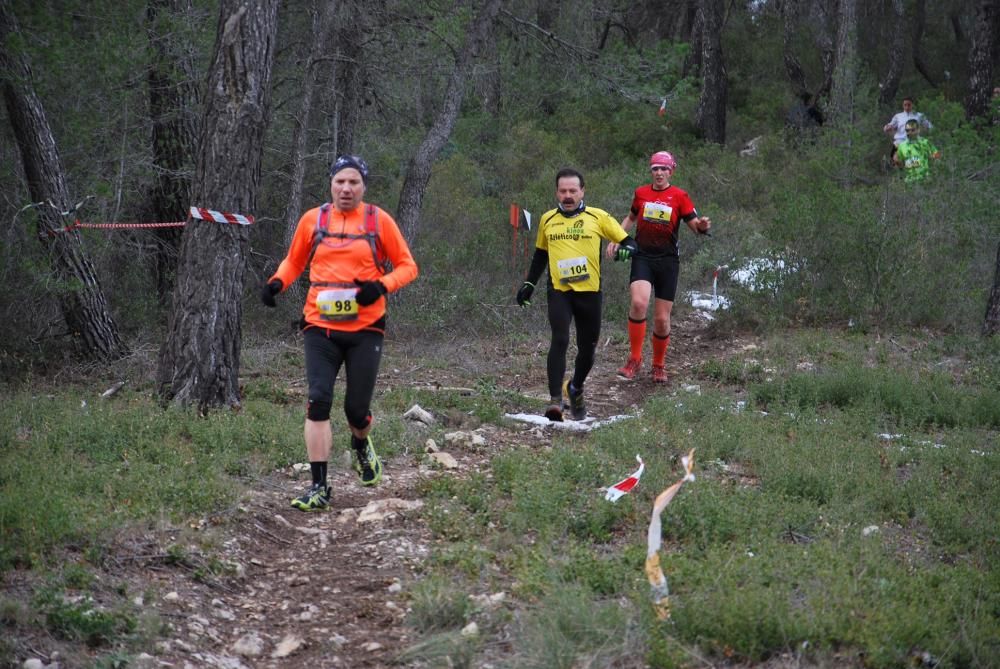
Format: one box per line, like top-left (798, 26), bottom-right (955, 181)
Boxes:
top-left (0, 391), bottom-right (303, 570)
top-left (3, 328), bottom-right (997, 667)
top-left (750, 365), bottom-right (1000, 429)
top-left (412, 330), bottom-right (999, 668)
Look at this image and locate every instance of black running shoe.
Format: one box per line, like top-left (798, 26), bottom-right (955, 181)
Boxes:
top-left (563, 379), bottom-right (586, 421)
top-left (291, 483), bottom-right (331, 512)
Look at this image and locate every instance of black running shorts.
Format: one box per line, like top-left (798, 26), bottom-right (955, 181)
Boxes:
top-left (629, 253), bottom-right (680, 302)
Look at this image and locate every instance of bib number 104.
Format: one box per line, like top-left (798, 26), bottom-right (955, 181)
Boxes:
top-left (558, 256), bottom-right (589, 283)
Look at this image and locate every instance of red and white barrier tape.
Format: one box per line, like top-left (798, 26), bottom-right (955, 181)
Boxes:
top-left (645, 449), bottom-right (696, 620)
top-left (72, 221), bottom-right (186, 229)
top-left (605, 455), bottom-right (645, 502)
top-left (189, 207), bottom-right (253, 226)
top-left (48, 206), bottom-right (254, 235)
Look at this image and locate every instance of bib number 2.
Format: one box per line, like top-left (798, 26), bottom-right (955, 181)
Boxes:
top-left (317, 289), bottom-right (359, 321)
top-left (642, 202), bottom-right (673, 224)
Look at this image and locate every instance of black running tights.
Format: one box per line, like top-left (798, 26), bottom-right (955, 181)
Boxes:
top-left (546, 288), bottom-right (602, 398)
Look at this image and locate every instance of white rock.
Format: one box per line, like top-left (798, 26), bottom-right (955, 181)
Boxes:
top-left (22, 660), bottom-right (44, 669)
top-left (361, 642), bottom-right (383, 651)
top-left (387, 581), bottom-right (403, 593)
top-left (330, 633), bottom-right (348, 647)
top-left (424, 438), bottom-right (439, 453)
top-left (403, 404), bottom-right (435, 425)
top-left (232, 633), bottom-right (265, 657)
top-left (460, 622), bottom-right (479, 637)
top-left (214, 608), bottom-right (236, 621)
top-left (271, 634), bottom-right (304, 659)
top-left (129, 653), bottom-right (158, 669)
top-left (862, 525), bottom-right (880, 537)
top-left (357, 498), bottom-right (424, 524)
top-left (164, 591), bottom-right (180, 602)
top-left (428, 451), bottom-right (459, 469)
top-left (444, 430), bottom-right (469, 445)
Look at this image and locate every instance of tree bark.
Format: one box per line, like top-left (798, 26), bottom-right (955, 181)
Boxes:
top-left (912, 0), bottom-right (938, 88)
top-left (984, 241), bottom-right (1000, 336)
top-left (157, 1), bottom-right (278, 411)
top-left (396, 0), bottom-right (503, 244)
top-left (283, 0), bottom-right (338, 250)
top-left (780, 0), bottom-right (808, 98)
top-left (964, 0), bottom-right (1000, 119)
top-left (877, 0), bottom-right (905, 106)
top-left (682, 0), bottom-right (703, 79)
top-left (537, 0), bottom-right (559, 31)
top-left (330, 0), bottom-right (365, 157)
top-left (830, 0), bottom-right (858, 125)
top-left (146, 0), bottom-right (200, 304)
top-left (813, 1), bottom-right (835, 99)
top-left (0, 0), bottom-right (128, 361)
top-left (694, 0), bottom-right (726, 144)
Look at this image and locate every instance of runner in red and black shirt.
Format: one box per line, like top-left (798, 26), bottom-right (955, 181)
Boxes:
top-left (606, 151), bottom-right (711, 383)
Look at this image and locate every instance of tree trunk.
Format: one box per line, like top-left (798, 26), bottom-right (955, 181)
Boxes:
top-left (813, 1), bottom-right (835, 99)
top-left (537, 0), bottom-right (559, 31)
top-left (283, 0), bottom-right (338, 250)
top-left (964, 0), bottom-right (1000, 119)
top-left (682, 0), bottom-right (703, 79)
top-left (396, 0), bottom-right (503, 244)
top-left (950, 9), bottom-right (966, 44)
top-left (330, 0), bottom-right (365, 157)
top-left (694, 0), bottom-right (726, 144)
top-left (678, 0), bottom-right (698, 42)
top-left (830, 0), bottom-right (858, 125)
top-left (146, 0), bottom-right (199, 304)
top-left (0, 0), bottom-right (128, 361)
top-left (780, 0), bottom-right (808, 98)
top-left (878, 0), bottom-right (905, 106)
top-left (984, 241), bottom-right (1000, 336)
top-left (157, 1), bottom-right (278, 411)
top-left (912, 0), bottom-right (938, 88)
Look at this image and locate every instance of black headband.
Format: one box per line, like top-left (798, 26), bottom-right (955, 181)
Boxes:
top-left (329, 155), bottom-right (369, 184)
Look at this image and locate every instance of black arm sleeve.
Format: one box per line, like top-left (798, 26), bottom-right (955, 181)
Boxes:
top-left (525, 248), bottom-right (549, 286)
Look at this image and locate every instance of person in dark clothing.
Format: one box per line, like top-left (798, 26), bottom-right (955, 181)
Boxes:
top-left (786, 92), bottom-right (823, 130)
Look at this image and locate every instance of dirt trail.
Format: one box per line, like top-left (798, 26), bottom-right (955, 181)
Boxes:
top-left (16, 310), bottom-right (741, 668)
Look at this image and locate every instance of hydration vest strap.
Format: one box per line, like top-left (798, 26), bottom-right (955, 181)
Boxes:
top-left (306, 203), bottom-right (387, 277)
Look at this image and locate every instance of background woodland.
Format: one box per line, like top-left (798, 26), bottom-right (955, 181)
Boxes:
top-left (1, 0), bottom-right (999, 397)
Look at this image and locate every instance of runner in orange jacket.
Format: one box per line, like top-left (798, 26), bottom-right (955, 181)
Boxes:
top-left (261, 155), bottom-right (418, 511)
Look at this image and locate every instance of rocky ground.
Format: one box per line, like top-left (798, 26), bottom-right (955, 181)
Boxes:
top-left (10, 310), bottom-right (751, 669)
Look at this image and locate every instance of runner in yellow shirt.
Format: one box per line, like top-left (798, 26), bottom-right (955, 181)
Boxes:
top-left (516, 167), bottom-right (637, 421)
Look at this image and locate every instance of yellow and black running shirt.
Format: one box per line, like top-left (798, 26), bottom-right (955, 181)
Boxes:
top-left (535, 206), bottom-right (629, 293)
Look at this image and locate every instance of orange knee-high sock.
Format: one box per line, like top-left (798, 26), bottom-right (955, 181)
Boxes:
top-left (628, 317), bottom-right (646, 361)
top-left (652, 333), bottom-right (670, 367)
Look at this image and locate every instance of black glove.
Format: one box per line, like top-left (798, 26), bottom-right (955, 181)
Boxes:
top-left (260, 279), bottom-right (282, 307)
top-left (516, 281), bottom-right (534, 307)
top-left (354, 279), bottom-right (387, 306)
top-left (615, 237), bottom-right (638, 262)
